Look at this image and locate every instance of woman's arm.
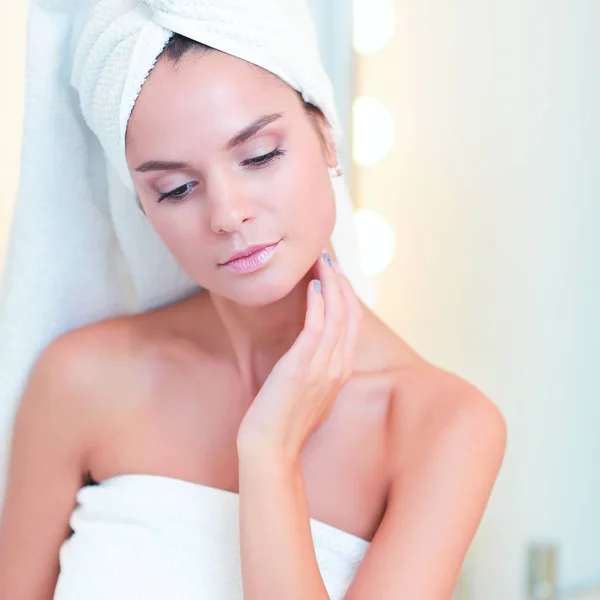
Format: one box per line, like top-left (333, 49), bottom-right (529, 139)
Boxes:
top-left (237, 439), bottom-right (330, 600)
top-left (235, 253), bottom-right (357, 600)
top-left (344, 372), bottom-right (507, 600)
top-left (236, 370), bottom-right (505, 600)
top-left (234, 255), bottom-right (505, 599)
top-left (0, 333), bottom-right (96, 599)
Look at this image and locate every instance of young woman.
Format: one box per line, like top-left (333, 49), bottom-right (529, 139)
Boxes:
top-left (0, 13), bottom-right (506, 600)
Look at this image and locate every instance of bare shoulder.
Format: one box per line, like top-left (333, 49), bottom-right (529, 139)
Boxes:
top-left (0, 310), bottom-right (182, 598)
top-left (39, 315), bottom-right (145, 402)
top-left (28, 291), bottom-right (225, 436)
top-left (356, 308), bottom-right (506, 472)
top-left (39, 302), bottom-right (207, 411)
top-left (4, 315), bottom-right (150, 486)
top-left (389, 358), bottom-right (507, 472)
top-left (16, 316), bottom-right (141, 430)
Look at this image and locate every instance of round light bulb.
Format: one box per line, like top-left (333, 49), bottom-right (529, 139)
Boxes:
top-left (353, 97), bottom-right (395, 166)
top-left (353, 0), bottom-right (396, 54)
top-left (354, 208), bottom-right (396, 275)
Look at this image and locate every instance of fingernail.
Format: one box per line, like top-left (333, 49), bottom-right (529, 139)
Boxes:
top-left (313, 280), bottom-right (322, 293)
top-left (322, 252), bottom-right (333, 267)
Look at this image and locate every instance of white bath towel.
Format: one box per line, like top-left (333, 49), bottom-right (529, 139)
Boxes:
top-left (54, 474), bottom-right (371, 599)
top-left (0, 0), bottom-right (374, 502)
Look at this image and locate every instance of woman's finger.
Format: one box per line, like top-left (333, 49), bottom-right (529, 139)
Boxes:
top-left (286, 277), bottom-right (325, 369)
top-left (336, 272), bottom-right (363, 378)
top-left (324, 262), bottom-right (358, 380)
top-left (311, 251), bottom-right (346, 370)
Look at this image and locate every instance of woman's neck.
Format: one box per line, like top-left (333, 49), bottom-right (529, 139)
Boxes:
top-left (209, 271), bottom-right (313, 397)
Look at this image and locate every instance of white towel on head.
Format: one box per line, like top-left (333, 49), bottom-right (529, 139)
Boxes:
top-left (71, 0), bottom-right (344, 191)
top-left (0, 0), bottom-right (374, 501)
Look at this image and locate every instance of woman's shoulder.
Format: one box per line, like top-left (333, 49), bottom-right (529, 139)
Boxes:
top-left (43, 299), bottom-right (212, 399)
top-left (358, 309), bottom-right (506, 470)
top-left (388, 357), bottom-right (507, 472)
top-left (43, 313), bottom-right (151, 386)
top-left (9, 316), bottom-right (147, 486)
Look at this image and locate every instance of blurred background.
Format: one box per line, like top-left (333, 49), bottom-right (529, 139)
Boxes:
top-left (2, 1), bottom-right (599, 599)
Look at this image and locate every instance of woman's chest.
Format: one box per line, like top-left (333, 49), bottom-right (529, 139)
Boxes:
top-left (89, 370), bottom-right (393, 542)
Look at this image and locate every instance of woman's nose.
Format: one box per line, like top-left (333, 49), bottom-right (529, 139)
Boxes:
top-left (207, 172), bottom-right (253, 234)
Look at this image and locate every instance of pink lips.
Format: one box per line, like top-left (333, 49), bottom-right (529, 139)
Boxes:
top-left (221, 241), bottom-right (281, 274)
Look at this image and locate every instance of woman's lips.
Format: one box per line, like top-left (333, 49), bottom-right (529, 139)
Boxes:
top-left (221, 241), bottom-right (281, 274)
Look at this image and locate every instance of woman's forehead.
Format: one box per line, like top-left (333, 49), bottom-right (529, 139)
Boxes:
top-left (126, 50), bottom-right (299, 148)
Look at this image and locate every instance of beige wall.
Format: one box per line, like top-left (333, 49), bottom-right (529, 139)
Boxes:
top-left (0, 3), bottom-right (28, 277)
top-left (355, 2), bottom-right (600, 599)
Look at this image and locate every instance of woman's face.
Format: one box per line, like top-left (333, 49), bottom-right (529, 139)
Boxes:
top-left (125, 49), bottom-right (338, 306)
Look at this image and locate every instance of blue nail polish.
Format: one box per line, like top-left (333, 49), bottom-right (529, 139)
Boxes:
top-left (323, 252), bottom-right (333, 267)
top-left (314, 280), bottom-right (322, 293)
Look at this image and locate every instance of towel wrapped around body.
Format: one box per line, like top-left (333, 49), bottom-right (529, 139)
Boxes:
top-left (54, 475), bottom-right (371, 599)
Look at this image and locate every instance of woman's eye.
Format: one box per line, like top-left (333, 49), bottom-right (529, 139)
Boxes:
top-left (157, 182), bottom-right (194, 203)
top-left (155, 148), bottom-right (286, 203)
top-left (242, 147), bottom-right (287, 169)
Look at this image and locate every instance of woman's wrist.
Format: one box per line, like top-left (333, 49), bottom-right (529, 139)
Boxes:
top-left (237, 430), bottom-right (302, 476)
top-left (237, 442), bottom-right (306, 514)
top-left (236, 420), bottom-right (302, 465)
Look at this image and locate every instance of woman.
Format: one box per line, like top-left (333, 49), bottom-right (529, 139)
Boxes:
top-left (0, 3), bottom-right (506, 599)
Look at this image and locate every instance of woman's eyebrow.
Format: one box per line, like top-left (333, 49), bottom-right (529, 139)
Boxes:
top-left (134, 159), bottom-right (190, 173)
top-left (134, 113), bottom-right (283, 173)
top-left (224, 113), bottom-right (283, 151)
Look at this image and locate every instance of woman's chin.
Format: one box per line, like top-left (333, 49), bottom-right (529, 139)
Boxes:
top-left (238, 282), bottom-right (296, 307)
top-left (215, 272), bottom-right (304, 307)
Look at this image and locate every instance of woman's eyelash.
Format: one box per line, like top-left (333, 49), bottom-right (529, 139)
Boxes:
top-left (156, 147), bottom-right (287, 204)
top-left (241, 147), bottom-right (286, 168)
top-left (157, 182), bottom-right (193, 203)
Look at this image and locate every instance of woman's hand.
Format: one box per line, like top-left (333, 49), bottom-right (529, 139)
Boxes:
top-left (236, 251), bottom-right (363, 462)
